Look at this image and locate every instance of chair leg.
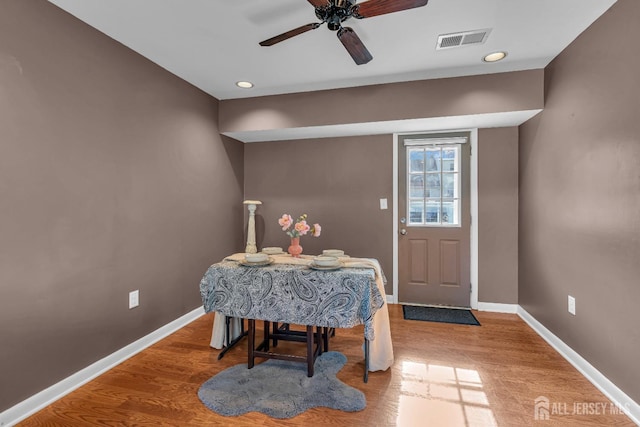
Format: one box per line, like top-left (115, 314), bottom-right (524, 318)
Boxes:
top-left (316, 326), bottom-right (323, 355)
top-left (364, 338), bottom-right (369, 383)
top-left (323, 327), bottom-right (329, 352)
top-left (272, 321), bottom-right (279, 347)
top-left (263, 320), bottom-right (270, 351)
top-left (224, 316), bottom-right (231, 347)
top-left (248, 319), bottom-right (255, 369)
top-left (306, 325), bottom-right (314, 377)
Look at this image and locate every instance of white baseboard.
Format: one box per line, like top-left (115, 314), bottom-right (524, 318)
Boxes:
top-left (517, 307), bottom-right (640, 426)
top-left (0, 306), bottom-right (206, 427)
top-left (386, 295), bottom-right (394, 304)
top-left (477, 302), bottom-right (519, 313)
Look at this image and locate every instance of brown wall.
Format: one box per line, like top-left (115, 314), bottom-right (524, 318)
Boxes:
top-left (220, 70), bottom-right (544, 135)
top-left (478, 128), bottom-right (519, 304)
top-left (0, 1), bottom-right (244, 411)
top-left (519, 0), bottom-right (640, 402)
top-left (245, 131), bottom-right (521, 302)
top-left (244, 135), bottom-right (394, 292)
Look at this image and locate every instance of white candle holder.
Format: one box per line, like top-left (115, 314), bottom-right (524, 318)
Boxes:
top-left (243, 200), bottom-right (262, 253)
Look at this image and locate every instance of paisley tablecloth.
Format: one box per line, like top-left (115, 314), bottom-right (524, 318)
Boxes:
top-left (199, 261), bottom-right (385, 341)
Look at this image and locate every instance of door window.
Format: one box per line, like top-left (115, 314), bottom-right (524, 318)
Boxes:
top-left (407, 144), bottom-right (461, 227)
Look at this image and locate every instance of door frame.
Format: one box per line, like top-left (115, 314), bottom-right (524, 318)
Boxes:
top-left (392, 128), bottom-right (479, 309)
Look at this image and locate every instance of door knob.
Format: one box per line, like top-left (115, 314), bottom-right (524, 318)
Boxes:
top-left (400, 229), bottom-right (407, 235)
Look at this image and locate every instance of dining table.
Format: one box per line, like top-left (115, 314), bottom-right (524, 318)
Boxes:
top-left (199, 253), bottom-right (394, 381)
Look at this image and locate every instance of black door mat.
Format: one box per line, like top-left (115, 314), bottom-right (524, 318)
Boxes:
top-left (402, 305), bottom-right (480, 326)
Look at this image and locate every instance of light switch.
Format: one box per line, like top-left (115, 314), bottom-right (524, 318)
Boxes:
top-left (568, 295), bottom-right (576, 315)
top-left (129, 290), bottom-right (139, 309)
top-left (379, 198), bottom-right (388, 210)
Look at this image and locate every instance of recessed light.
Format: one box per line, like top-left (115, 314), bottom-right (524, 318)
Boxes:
top-left (236, 81), bottom-right (254, 89)
top-left (483, 51), bottom-right (507, 63)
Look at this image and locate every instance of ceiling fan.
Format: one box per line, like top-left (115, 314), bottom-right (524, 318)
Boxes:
top-left (259, 0), bottom-right (429, 65)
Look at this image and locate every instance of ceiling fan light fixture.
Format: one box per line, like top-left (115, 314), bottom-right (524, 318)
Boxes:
top-left (236, 81), bottom-right (254, 89)
top-left (483, 51), bottom-right (507, 63)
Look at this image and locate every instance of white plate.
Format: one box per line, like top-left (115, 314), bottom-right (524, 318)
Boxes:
top-left (245, 254), bottom-right (269, 263)
top-left (262, 247), bottom-right (284, 255)
top-left (313, 255), bottom-right (340, 267)
top-left (309, 262), bottom-right (343, 271)
top-left (323, 249), bottom-right (345, 257)
top-left (238, 257), bottom-right (274, 267)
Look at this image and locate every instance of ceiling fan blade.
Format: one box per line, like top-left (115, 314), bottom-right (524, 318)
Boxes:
top-left (307, 0), bottom-right (330, 6)
top-left (354, 0), bottom-right (428, 19)
top-left (337, 27), bottom-right (373, 65)
top-left (259, 23), bottom-right (321, 46)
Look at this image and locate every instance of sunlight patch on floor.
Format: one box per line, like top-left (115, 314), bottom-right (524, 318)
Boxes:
top-left (396, 360), bottom-right (497, 427)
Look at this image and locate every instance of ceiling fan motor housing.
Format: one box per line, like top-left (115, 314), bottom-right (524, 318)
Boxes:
top-left (315, 0), bottom-right (357, 31)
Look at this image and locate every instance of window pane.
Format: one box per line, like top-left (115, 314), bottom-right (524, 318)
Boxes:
top-left (425, 149), bottom-right (441, 172)
top-left (409, 149), bottom-right (425, 172)
top-left (410, 174), bottom-right (425, 198)
top-left (442, 200), bottom-right (458, 225)
top-left (425, 174), bottom-right (441, 197)
top-left (442, 147), bottom-right (458, 172)
top-left (425, 200), bottom-right (440, 224)
top-left (409, 200), bottom-right (424, 224)
top-left (405, 142), bottom-right (462, 228)
top-left (442, 173), bottom-right (458, 198)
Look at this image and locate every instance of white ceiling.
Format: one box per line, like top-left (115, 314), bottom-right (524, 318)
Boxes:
top-left (47, 0), bottom-right (616, 140)
top-left (48, 0), bottom-right (616, 100)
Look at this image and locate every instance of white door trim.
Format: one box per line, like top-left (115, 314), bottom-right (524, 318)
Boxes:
top-left (392, 129), bottom-right (479, 309)
top-left (469, 128), bottom-right (478, 309)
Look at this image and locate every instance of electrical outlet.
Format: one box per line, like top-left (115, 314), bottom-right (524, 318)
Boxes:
top-left (379, 198), bottom-right (388, 210)
top-left (129, 290), bottom-right (139, 309)
top-left (568, 295), bottom-right (576, 315)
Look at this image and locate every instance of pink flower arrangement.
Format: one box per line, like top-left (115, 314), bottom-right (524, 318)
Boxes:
top-left (278, 213), bottom-right (321, 238)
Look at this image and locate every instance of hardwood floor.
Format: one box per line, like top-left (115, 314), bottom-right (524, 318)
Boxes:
top-left (21, 305), bottom-right (635, 426)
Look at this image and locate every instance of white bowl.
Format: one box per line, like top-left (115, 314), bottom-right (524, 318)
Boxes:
top-left (245, 253), bottom-right (268, 263)
top-left (313, 256), bottom-right (339, 267)
top-left (262, 247), bottom-right (283, 254)
top-left (322, 249), bottom-right (344, 257)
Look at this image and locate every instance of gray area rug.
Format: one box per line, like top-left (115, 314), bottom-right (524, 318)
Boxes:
top-left (403, 305), bottom-right (481, 326)
top-left (198, 351), bottom-right (365, 418)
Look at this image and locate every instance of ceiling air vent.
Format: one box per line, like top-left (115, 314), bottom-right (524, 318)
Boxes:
top-left (436, 29), bottom-right (492, 50)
